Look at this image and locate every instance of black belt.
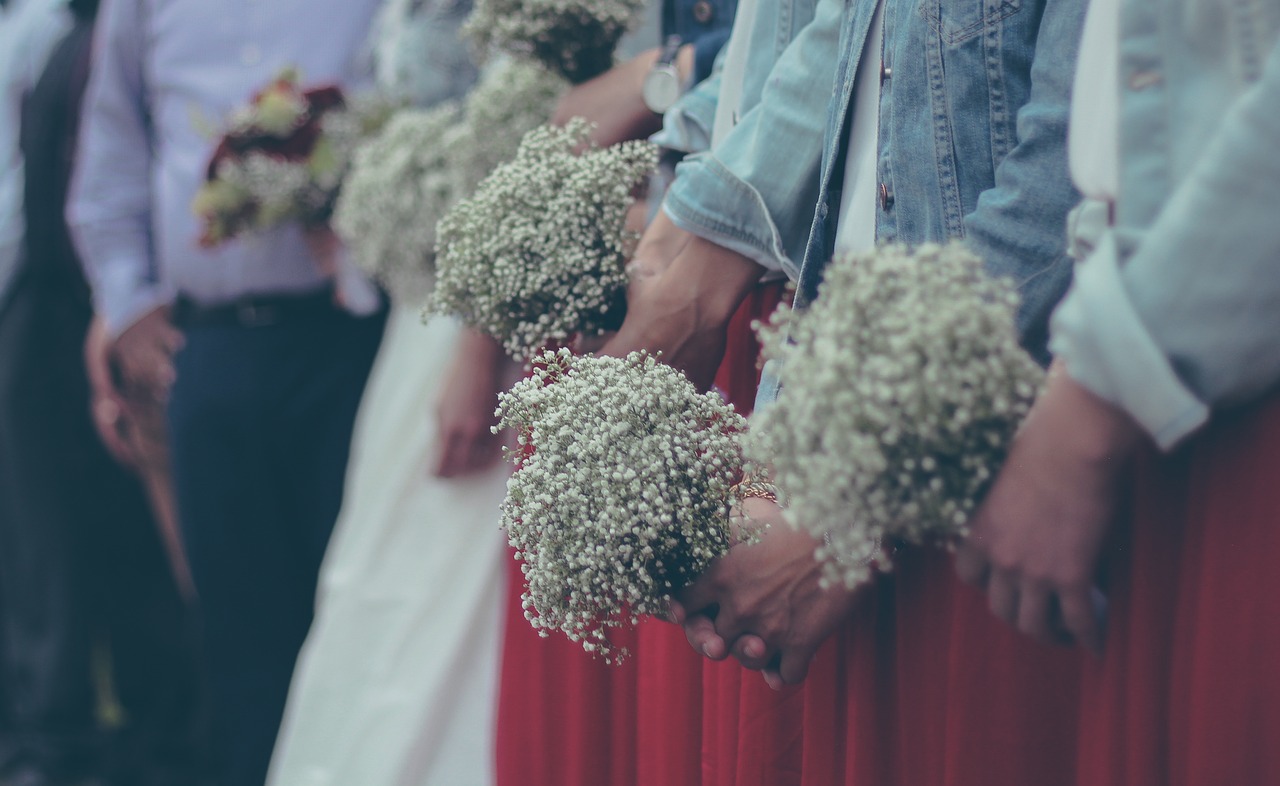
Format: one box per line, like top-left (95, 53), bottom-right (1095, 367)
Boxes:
top-left (172, 289), bottom-right (345, 328)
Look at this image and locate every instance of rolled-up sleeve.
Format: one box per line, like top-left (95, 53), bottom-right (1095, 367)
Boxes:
top-left (68, 0), bottom-right (172, 337)
top-left (661, 0), bottom-right (842, 277)
top-left (1051, 38), bottom-right (1280, 450)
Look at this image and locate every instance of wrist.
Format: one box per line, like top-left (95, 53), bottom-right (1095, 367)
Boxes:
top-left (666, 235), bottom-right (766, 328)
top-left (1039, 360), bottom-right (1146, 467)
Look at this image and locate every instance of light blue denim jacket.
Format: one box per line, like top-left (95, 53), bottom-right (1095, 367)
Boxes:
top-left (663, 0), bottom-right (1086, 363)
top-left (1050, 0), bottom-right (1280, 449)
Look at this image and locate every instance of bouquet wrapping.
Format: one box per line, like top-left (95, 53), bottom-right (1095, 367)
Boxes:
top-left (497, 349), bottom-right (748, 661)
top-left (193, 69), bottom-right (393, 247)
top-left (747, 242), bottom-right (1044, 588)
top-left (428, 119), bottom-right (656, 359)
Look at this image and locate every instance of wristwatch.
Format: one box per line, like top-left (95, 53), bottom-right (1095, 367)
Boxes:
top-left (642, 35), bottom-right (685, 114)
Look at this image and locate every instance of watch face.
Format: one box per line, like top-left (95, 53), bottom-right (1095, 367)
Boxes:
top-left (643, 68), bottom-right (682, 113)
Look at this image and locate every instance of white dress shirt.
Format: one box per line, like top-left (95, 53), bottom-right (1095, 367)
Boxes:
top-left (0, 0), bottom-right (69, 304)
top-left (69, 0), bottom-right (383, 336)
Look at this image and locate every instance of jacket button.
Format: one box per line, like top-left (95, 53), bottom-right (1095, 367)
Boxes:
top-left (879, 183), bottom-right (894, 210)
top-left (693, 0), bottom-right (715, 23)
top-left (881, 62), bottom-right (891, 82)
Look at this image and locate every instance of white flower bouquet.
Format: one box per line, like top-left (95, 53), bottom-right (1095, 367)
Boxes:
top-left (331, 104), bottom-right (464, 301)
top-left (428, 119), bottom-right (657, 360)
top-left (449, 60), bottom-right (569, 195)
top-left (464, 0), bottom-right (644, 83)
top-left (332, 61), bottom-right (567, 303)
top-left (747, 242), bottom-right (1044, 588)
top-left (497, 349), bottom-right (748, 661)
top-left (192, 69), bottom-right (394, 246)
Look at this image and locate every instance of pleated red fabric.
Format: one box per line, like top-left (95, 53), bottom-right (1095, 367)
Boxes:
top-left (494, 555), bottom-right (640, 786)
top-left (1076, 391), bottom-right (1280, 786)
top-left (699, 280), bottom-right (1086, 786)
top-left (495, 281), bottom-right (788, 786)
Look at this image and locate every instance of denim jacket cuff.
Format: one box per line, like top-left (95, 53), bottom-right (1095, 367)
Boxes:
top-left (663, 153), bottom-right (798, 277)
top-left (650, 84), bottom-right (717, 155)
top-left (1049, 231), bottom-right (1209, 451)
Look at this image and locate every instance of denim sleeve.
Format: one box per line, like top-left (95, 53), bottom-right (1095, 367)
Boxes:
top-left (661, 0), bottom-right (842, 277)
top-left (651, 70), bottom-right (722, 156)
top-left (961, 0), bottom-right (1085, 364)
top-left (1051, 38), bottom-right (1280, 450)
top-left (67, 0), bottom-right (172, 337)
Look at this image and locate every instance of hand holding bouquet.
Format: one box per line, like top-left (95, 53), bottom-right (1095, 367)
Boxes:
top-left (193, 68), bottom-right (393, 247)
top-left (497, 349), bottom-right (748, 661)
top-left (747, 243), bottom-right (1044, 588)
top-left (428, 119), bottom-right (657, 360)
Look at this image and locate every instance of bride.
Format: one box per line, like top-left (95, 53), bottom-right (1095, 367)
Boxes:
top-left (265, 1), bottom-right (514, 783)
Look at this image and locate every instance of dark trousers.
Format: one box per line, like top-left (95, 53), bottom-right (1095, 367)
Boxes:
top-left (166, 305), bottom-right (384, 786)
top-left (0, 278), bottom-right (207, 784)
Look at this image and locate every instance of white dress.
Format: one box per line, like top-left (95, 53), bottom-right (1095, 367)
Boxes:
top-left (267, 309), bottom-right (509, 786)
top-left (267, 1), bottom-right (508, 782)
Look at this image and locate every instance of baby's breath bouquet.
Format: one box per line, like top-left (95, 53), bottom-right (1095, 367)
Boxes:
top-left (497, 349), bottom-right (748, 661)
top-left (333, 61), bottom-right (566, 302)
top-left (331, 104), bottom-right (465, 301)
top-left (193, 69), bottom-right (394, 246)
top-left (747, 242), bottom-right (1043, 588)
top-left (464, 0), bottom-right (644, 83)
top-left (448, 60), bottom-right (569, 194)
top-left (429, 119), bottom-right (657, 359)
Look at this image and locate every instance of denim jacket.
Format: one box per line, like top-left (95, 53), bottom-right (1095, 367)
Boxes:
top-left (663, 0), bottom-right (1086, 362)
top-left (1050, 0), bottom-right (1280, 449)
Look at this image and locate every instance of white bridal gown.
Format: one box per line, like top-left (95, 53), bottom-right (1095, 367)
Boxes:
top-left (266, 308), bottom-right (510, 786)
top-left (266, 0), bottom-right (508, 782)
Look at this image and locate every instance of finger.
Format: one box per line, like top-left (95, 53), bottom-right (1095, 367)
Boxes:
top-left (778, 642), bottom-right (819, 686)
top-left (728, 634), bottom-right (774, 671)
top-left (953, 541), bottom-right (992, 588)
top-left (92, 399), bottom-right (137, 467)
top-left (761, 669), bottom-right (785, 692)
top-left (709, 603), bottom-right (749, 648)
top-left (987, 570), bottom-right (1020, 627)
top-left (1057, 586), bottom-right (1104, 656)
top-left (432, 433), bottom-right (468, 478)
top-left (666, 599), bottom-right (686, 626)
top-left (1014, 582), bottom-right (1056, 644)
top-left (675, 571), bottom-right (720, 617)
top-left (683, 613), bottom-right (728, 660)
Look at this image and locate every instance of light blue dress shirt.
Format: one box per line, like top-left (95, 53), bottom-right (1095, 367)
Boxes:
top-left (68, 0), bottom-right (383, 337)
top-left (0, 0), bottom-right (69, 307)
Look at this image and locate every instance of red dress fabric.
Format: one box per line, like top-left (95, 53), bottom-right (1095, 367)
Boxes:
top-left (700, 280), bottom-right (1086, 786)
top-left (1076, 392), bottom-right (1280, 786)
top-left (495, 282), bottom-right (788, 786)
top-left (494, 556), bottom-right (640, 786)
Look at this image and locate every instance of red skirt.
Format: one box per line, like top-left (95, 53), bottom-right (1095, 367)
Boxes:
top-left (494, 555), bottom-right (640, 786)
top-left (699, 281), bottom-right (1085, 786)
top-left (1077, 392), bottom-right (1280, 785)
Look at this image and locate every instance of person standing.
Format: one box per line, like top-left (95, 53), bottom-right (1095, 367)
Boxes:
top-left (68, 2), bottom-right (386, 784)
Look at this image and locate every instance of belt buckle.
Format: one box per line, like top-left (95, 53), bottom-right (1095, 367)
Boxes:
top-left (237, 301), bottom-right (278, 327)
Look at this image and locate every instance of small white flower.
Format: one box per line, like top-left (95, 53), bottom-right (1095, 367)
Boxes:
top-left (497, 349), bottom-right (748, 661)
top-left (747, 242), bottom-right (1044, 588)
top-left (427, 120), bottom-right (657, 360)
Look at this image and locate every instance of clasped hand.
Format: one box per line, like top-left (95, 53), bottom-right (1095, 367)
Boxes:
top-left (671, 499), bottom-right (861, 689)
